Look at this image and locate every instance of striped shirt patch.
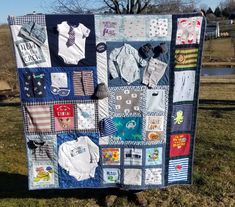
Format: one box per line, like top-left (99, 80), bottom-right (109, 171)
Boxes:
top-left (25, 105), bottom-right (52, 132)
top-left (168, 158), bottom-right (189, 183)
top-left (175, 48), bottom-right (198, 69)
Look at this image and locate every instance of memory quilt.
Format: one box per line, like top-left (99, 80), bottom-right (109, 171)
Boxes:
top-left (8, 13), bottom-right (205, 190)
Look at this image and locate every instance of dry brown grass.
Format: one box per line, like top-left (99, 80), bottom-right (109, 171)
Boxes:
top-left (0, 24), bottom-right (17, 90)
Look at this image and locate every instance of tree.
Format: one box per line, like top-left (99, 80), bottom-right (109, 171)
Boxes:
top-left (214, 7), bottom-right (221, 17)
top-left (51, 0), bottom-right (196, 14)
top-left (220, 0), bottom-right (235, 18)
top-left (206, 7), bottom-right (214, 15)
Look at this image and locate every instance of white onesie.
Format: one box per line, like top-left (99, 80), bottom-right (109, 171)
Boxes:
top-left (57, 21), bottom-right (90, 65)
top-left (58, 136), bottom-right (99, 181)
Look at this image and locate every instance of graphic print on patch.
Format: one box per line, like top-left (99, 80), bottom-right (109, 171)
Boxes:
top-left (15, 39), bottom-right (46, 66)
top-left (103, 168), bottom-right (121, 184)
top-left (76, 102), bottom-right (97, 130)
top-left (170, 134), bottom-right (191, 158)
top-left (102, 148), bottom-right (120, 165)
top-left (100, 20), bottom-right (120, 38)
top-left (176, 17), bottom-right (202, 45)
top-left (146, 116), bottom-right (164, 141)
top-left (171, 104), bottom-right (193, 132)
top-left (145, 147), bottom-right (162, 165)
top-left (112, 117), bottom-right (143, 141)
top-left (54, 104), bottom-right (74, 131)
top-left (168, 158), bottom-right (189, 183)
top-left (57, 21), bottom-right (90, 65)
top-left (145, 168), bottom-right (162, 185)
top-left (50, 72), bottom-right (70, 96)
top-left (32, 164), bottom-right (55, 186)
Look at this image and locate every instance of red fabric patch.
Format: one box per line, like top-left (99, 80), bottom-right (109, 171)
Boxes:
top-left (170, 133), bottom-right (191, 158)
top-left (53, 104), bottom-right (74, 131)
top-left (54, 104), bottom-right (74, 117)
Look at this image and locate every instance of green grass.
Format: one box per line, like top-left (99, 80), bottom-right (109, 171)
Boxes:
top-left (0, 105), bottom-right (234, 207)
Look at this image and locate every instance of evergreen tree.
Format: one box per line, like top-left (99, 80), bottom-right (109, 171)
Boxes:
top-left (214, 6), bottom-right (221, 17)
top-left (206, 7), bottom-right (214, 14)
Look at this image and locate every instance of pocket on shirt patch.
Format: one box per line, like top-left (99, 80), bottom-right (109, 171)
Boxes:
top-left (53, 104), bottom-right (74, 131)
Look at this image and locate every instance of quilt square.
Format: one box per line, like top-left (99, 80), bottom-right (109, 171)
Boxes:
top-left (176, 17), bottom-right (202, 45)
top-left (54, 104), bottom-right (74, 131)
top-left (102, 148), bottom-right (120, 165)
top-left (76, 102), bottom-right (97, 130)
top-left (100, 19), bottom-right (120, 39)
top-left (145, 168), bottom-right (162, 185)
top-left (124, 169), bottom-right (142, 185)
top-left (112, 117), bottom-right (143, 141)
top-left (145, 147), bottom-right (163, 165)
top-left (23, 72), bottom-right (46, 98)
top-left (50, 72), bottom-right (70, 97)
top-left (73, 71), bottom-right (94, 96)
top-left (175, 48), bottom-right (198, 69)
top-left (114, 89), bottom-right (141, 114)
top-left (31, 163), bottom-right (55, 188)
top-left (146, 89), bottom-right (166, 113)
top-left (168, 158), bottom-right (189, 183)
top-left (146, 116), bottom-right (164, 131)
top-left (171, 104), bottom-right (193, 132)
top-left (173, 71), bottom-right (195, 103)
top-left (123, 17), bottom-right (146, 38)
top-left (103, 168), bottom-right (121, 184)
top-left (124, 148), bottom-right (142, 166)
top-left (27, 135), bottom-right (56, 162)
top-left (170, 134), bottom-right (191, 158)
top-left (24, 105), bottom-right (52, 133)
top-left (149, 18), bottom-right (168, 37)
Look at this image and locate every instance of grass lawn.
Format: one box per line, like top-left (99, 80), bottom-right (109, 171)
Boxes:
top-left (0, 93), bottom-right (234, 206)
top-left (203, 37), bottom-right (235, 60)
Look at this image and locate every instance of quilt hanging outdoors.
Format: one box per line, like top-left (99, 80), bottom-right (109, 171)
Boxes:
top-left (8, 13), bottom-right (205, 190)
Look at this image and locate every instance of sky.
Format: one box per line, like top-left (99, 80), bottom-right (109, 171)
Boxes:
top-left (0, 0), bottom-right (222, 24)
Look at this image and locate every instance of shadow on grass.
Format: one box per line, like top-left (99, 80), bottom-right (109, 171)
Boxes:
top-left (0, 172), bottom-right (133, 205)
